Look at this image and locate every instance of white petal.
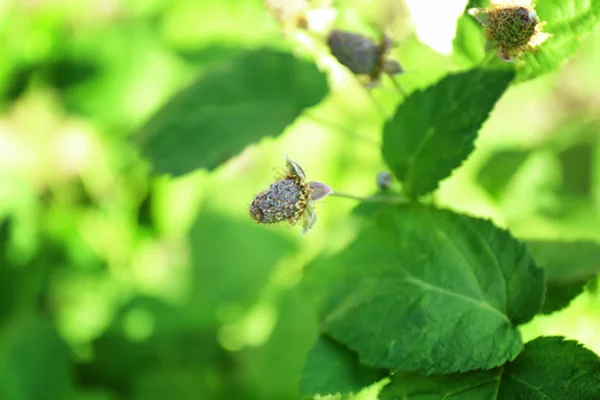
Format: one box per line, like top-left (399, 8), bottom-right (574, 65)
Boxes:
top-left (284, 152), bottom-right (306, 180)
top-left (309, 181), bottom-right (334, 201)
top-left (301, 205), bottom-right (317, 235)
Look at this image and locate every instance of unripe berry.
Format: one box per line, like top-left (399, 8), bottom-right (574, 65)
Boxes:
top-left (488, 6), bottom-right (537, 49)
top-left (249, 179), bottom-right (309, 225)
top-left (469, 1), bottom-right (550, 62)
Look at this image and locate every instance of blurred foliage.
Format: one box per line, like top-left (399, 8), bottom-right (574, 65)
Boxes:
top-left (1, 0), bottom-right (600, 399)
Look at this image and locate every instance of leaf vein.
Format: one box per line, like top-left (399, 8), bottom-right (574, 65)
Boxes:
top-left (402, 276), bottom-right (510, 323)
top-left (504, 373), bottom-right (557, 400)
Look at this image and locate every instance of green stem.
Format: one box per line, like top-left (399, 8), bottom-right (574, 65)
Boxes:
top-left (480, 49), bottom-right (498, 66)
top-left (331, 191), bottom-right (408, 204)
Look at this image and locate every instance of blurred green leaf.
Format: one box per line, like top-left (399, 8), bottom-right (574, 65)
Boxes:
top-left (382, 69), bottom-right (514, 198)
top-left (308, 206), bottom-right (545, 374)
top-left (188, 209), bottom-right (296, 327)
top-left (558, 141), bottom-right (594, 196)
top-left (75, 389), bottom-right (115, 400)
top-left (527, 240), bottom-right (600, 314)
top-left (0, 316), bottom-right (74, 400)
top-left (476, 149), bottom-right (532, 199)
top-left (138, 48), bottom-right (328, 176)
top-left (517, 0), bottom-right (600, 82)
top-left (465, 0), bottom-right (487, 7)
top-left (241, 289), bottom-right (318, 400)
top-left (453, 14), bottom-right (485, 67)
top-left (0, 221), bottom-right (59, 326)
top-left (79, 208), bottom-right (295, 396)
top-left (133, 369), bottom-right (218, 400)
top-left (379, 336), bottom-right (600, 399)
top-left (300, 335), bottom-right (386, 397)
top-left (77, 296), bottom-right (236, 397)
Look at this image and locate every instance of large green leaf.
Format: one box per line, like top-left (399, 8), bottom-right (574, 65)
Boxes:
top-left (517, 0), bottom-right (600, 81)
top-left (308, 206), bottom-right (545, 374)
top-left (527, 240), bottom-right (600, 314)
top-left (382, 69), bottom-right (514, 198)
top-left (380, 336), bottom-right (600, 399)
top-left (300, 335), bottom-right (386, 397)
top-left (138, 48), bottom-right (328, 176)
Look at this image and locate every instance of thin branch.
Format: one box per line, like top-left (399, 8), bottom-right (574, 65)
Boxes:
top-left (331, 191), bottom-right (408, 205)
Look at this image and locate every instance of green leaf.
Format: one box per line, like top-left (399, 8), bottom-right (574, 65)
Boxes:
top-left (309, 206), bottom-right (545, 374)
top-left (0, 221), bottom-right (58, 326)
top-left (476, 149), bottom-right (532, 199)
top-left (187, 209), bottom-right (296, 327)
top-left (453, 15), bottom-right (485, 67)
top-left (300, 335), bottom-right (386, 397)
top-left (0, 316), bottom-right (74, 400)
top-left (517, 0), bottom-right (600, 82)
top-left (382, 69), bottom-right (514, 198)
top-left (380, 336), bottom-right (600, 400)
top-left (465, 0), bottom-right (487, 7)
top-left (241, 290), bottom-right (319, 400)
top-left (133, 369), bottom-right (217, 400)
top-left (75, 390), bottom-right (115, 400)
top-left (81, 296), bottom-right (240, 397)
top-left (138, 48), bottom-right (328, 176)
top-left (527, 240), bottom-right (600, 314)
top-left (558, 141), bottom-right (594, 196)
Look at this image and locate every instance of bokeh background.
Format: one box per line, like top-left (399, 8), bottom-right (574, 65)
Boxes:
top-left (0, 0), bottom-right (599, 399)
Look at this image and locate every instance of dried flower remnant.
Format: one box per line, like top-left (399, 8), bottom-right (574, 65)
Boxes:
top-left (469, 0), bottom-right (550, 62)
top-left (327, 29), bottom-right (404, 88)
top-left (249, 154), bottom-right (333, 235)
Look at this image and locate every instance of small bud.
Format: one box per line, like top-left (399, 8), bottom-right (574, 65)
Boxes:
top-left (327, 29), bottom-right (403, 87)
top-left (327, 30), bottom-right (381, 75)
top-left (376, 171), bottom-right (393, 190)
